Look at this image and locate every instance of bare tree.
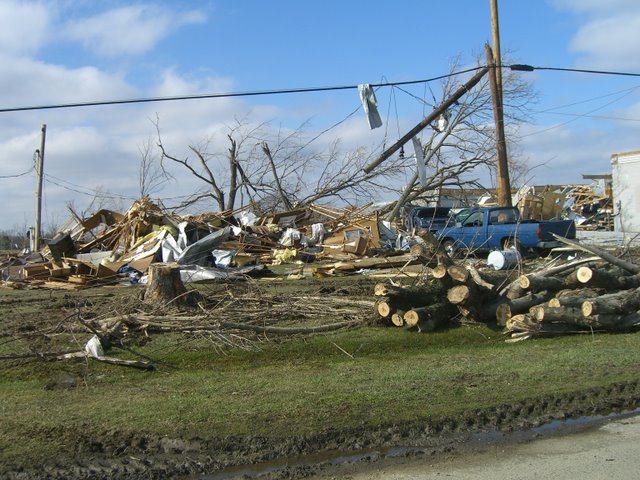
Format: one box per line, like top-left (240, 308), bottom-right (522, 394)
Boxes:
top-left (155, 117), bottom-right (405, 214)
top-left (154, 56), bottom-right (535, 217)
top-left (382, 55), bottom-right (536, 221)
top-left (138, 135), bottom-right (171, 198)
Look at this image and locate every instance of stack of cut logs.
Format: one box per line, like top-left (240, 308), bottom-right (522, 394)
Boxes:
top-left (374, 236), bottom-right (640, 341)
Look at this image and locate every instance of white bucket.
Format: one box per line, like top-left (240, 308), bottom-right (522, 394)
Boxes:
top-left (487, 249), bottom-right (522, 270)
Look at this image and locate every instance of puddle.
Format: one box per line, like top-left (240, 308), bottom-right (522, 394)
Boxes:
top-left (199, 408), bottom-right (640, 480)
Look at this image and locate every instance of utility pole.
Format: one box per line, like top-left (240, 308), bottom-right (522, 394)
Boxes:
top-left (485, 43), bottom-right (511, 207)
top-left (490, 0), bottom-right (503, 104)
top-left (34, 124), bottom-right (46, 251)
top-left (363, 67), bottom-right (489, 174)
top-left (488, 0), bottom-right (511, 207)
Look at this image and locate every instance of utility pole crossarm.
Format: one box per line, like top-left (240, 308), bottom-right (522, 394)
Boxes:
top-left (362, 67), bottom-right (489, 175)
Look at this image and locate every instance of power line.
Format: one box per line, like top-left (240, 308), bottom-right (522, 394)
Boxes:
top-left (0, 67), bottom-right (484, 114)
top-left (0, 166), bottom-right (34, 179)
top-left (508, 64), bottom-right (640, 77)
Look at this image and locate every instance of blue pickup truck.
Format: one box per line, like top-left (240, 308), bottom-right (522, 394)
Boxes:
top-left (435, 206), bottom-right (576, 254)
top-left (405, 206), bottom-right (452, 232)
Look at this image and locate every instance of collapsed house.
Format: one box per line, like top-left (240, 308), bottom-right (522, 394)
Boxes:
top-left (1, 197), bottom-right (421, 289)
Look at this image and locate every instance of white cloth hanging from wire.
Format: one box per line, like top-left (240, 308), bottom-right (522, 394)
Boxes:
top-left (412, 136), bottom-right (428, 188)
top-left (358, 84), bottom-right (383, 129)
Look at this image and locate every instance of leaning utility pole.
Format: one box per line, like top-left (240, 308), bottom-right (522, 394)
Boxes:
top-left (34, 124), bottom-right (46, 251)
top-left (362, 66), bottom-right (489, 174)
top-left (485, 44), bottom-right (511, 207)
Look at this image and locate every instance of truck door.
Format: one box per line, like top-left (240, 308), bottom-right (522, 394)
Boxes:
top-left (458, 210), bottom-right (489, 249)
top-left (486, 209), bottom-right (517, 249)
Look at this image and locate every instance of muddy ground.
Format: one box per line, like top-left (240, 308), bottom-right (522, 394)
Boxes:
top-left (4, 381), bottom-right (640, 480)
top-left (2, 267), bottom-right (640, 479)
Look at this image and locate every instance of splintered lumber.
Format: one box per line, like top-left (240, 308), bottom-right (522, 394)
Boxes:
top-left (403, 303), bottom-right (456, 331)
top-left (581, 288), bottom-right (640, 317)
top-left (575, 267), bottom-right (640, 290)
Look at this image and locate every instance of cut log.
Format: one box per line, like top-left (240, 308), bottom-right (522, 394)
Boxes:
top-left (447, 284), bottom-right (474, 305)
top-left (575, 267), bottom-right (640, 290)
top-left (468, 266), bottom-right (495, 290)
top-left (491, 290), bottom-right (555, 325)
top-left (535, 306), bottom-right (584, 324)
top-left (517, 275), bottom-right (565, 293)
top-left (409, 243), bottom-right (438, 266)
top-left (429, 265), bottom-right (448, 279)
top-left (496, 303), bottom-right (512, 326)
top-left (499, 257), bottom-right (601, 299)
top-left (447, 265), bottom-right (469, 283)
top-left (391, 310), bottom-right (406, 327)
top-left (375, 299), bottom-right (396, 318)
top-left (403, 303), bottom-right (456, 331)
top-left (581, 288), bottom-right (640, 317)
top-left (583, 312), bottom-right (640, 331)
top-left (372, 284), bottom-right (439, 307)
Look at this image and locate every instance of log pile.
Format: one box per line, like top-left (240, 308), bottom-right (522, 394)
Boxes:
top-left (374, 236), bottom-right (640, 341)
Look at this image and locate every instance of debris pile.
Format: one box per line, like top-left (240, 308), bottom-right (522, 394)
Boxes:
top-left (514, 184), bottom-right (613, 230)
top-left (1, 197), bottom-right (428, 289)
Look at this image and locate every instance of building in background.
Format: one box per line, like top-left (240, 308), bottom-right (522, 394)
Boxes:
top-left (611, 151), bottom-right (640, 234)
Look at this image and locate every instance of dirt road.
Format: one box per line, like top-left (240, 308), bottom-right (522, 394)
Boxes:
top-left (315, 413), bottom-right (640, 480)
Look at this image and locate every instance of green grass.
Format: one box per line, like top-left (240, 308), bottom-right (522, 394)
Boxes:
top-left (2, 324), bottom-right (640, 466)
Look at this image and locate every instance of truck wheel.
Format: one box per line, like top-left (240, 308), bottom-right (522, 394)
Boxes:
top-left (442, 239), bottom-right (457, 257)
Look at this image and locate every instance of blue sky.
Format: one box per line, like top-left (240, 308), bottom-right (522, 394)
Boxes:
top-left (1, 0), bottom-right (640, 231)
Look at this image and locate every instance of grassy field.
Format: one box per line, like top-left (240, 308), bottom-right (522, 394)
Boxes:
top-left (2, 295), bottom-right (640, 469)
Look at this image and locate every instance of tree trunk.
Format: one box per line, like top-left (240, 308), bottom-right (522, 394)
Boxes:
top-left (517, 275), bottom-right (566, 293)
top-left (404, 303), bottom-right (456, 332)
top-left (144, 262), bottom-right (191, 306)
top-left (581, 288), bottom-right (640, 317)
top-left (575, 267), bottom-right (640, 290)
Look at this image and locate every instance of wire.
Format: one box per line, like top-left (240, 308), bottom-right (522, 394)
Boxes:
top-left (0, 167), bottom-right (34, 179)
top-left (0, 67), bottom-right (485, 114)
top-left (44, 174), bottom-right (138, 201)
top-left (1, 63), bottom-right (638, 115)
top-left (508, 64), bottom-right (640, 77)
top-left (517, 87), bottom-right (637, 139)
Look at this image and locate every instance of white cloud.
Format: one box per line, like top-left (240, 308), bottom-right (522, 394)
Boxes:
top-left (550, 0), bottom-right (640, 14)
top-left (63, 5), bottom-right (206, 57)
top-left (570, 14), bottom-right (640, 69)
top-left (0, 1), bottom-right (51, 55)
top-left (0, 54), bottom-right (136, 108)
top-left (550, 0), bottom-right (640, 69)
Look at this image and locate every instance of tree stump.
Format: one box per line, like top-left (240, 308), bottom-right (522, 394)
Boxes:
top-left (144, 262), bottom-right (192, 306)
